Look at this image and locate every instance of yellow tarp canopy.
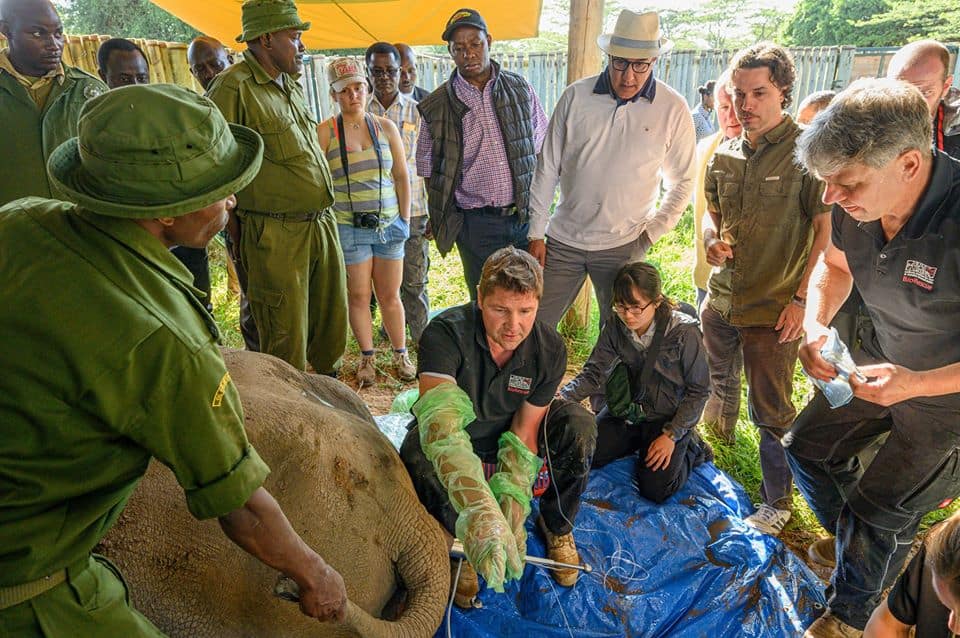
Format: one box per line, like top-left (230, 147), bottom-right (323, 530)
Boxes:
top-left (148, 0), bottom-right (544, 50)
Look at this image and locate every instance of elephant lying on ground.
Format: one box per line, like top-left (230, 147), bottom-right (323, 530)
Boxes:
top-left (98, 349), bottom-right (450, 637)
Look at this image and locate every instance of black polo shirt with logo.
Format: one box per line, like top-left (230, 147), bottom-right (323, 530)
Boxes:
top-left (833, 151), bottom-right (960, 407)
top-left (417, 302), bottom-right (567, 457)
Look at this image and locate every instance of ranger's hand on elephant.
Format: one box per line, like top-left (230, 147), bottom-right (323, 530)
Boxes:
top-left (296, 558), bottom-right (349, 622)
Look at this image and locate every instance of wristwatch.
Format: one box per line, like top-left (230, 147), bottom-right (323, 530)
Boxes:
top-left (662, 427), bottom-right (683, 442)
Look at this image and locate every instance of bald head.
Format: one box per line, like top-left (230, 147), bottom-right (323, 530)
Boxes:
top-left (887, 39), bottom-right (953, 118)
top-left (394, 42), bottom-right (418, 95)
top-left (187, 36), bottom-right (232, 90)
top-left (0, 0), bottom-right (63, 76)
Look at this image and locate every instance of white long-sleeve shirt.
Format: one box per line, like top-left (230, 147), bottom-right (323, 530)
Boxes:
top-left (528, 73), bottom-right (697, 251)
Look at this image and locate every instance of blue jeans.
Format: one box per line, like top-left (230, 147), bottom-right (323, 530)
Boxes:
top-left (700, 305), bottom-right (797, 508)
top-left (455, 211), bottom-right (529, 300)
top-left (784, 390), bottom-right (960, 629)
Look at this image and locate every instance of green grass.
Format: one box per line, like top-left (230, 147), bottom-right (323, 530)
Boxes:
top-left (205, 208), bottom-right (955, 542)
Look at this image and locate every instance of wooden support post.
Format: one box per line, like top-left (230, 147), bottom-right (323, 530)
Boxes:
top-left (559, 0), bottom-right (604, 332)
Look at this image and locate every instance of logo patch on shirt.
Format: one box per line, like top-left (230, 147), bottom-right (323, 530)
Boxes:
top-left (212, 371), bottom-right (232, 407)
top-left (507, 374), bottom-right (532, 394)
top-left (902, 259), bottom-right (937, 291)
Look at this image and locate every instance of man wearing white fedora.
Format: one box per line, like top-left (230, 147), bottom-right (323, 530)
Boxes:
top-left (529, 9), bottom-right (696, 331)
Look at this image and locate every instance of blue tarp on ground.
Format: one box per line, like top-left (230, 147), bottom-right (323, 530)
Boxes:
top-left (371, 415), bottom-right (826, 637)
top-left (436, 459), bottom-right (826, 637)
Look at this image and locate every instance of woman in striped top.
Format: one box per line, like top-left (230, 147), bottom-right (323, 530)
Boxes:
top-left (319, 58), bottom-right (414, 386)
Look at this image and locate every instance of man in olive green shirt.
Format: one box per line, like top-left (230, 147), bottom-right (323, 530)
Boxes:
top-left (206, 0), bottom-right (347, 375)
top-left (0, 84), bottom-right (346, 635)
top-left (701, 43), bottom-right (830, 537)
top-left (0, 0), bottom-right (105, 205)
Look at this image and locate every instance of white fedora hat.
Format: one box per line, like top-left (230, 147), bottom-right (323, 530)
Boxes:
top-left (597, 10), bottom-right (673, 59)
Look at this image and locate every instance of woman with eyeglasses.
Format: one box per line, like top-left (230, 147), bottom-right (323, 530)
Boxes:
top-left (559, 262), bottom-right (712, 502)
top-left (318, 57), bottom-right (415, 386)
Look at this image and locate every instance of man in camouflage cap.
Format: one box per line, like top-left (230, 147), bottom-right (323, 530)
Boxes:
top-left (207, 0), bottom-right (348, 375)
top-left (0, 84), bottom-right (347, 636)
top-left (0, 0), bottom-right (106, 204)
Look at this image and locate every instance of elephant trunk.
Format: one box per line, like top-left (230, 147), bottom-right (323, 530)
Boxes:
top-left (341, 500), bottom-right (450, 638)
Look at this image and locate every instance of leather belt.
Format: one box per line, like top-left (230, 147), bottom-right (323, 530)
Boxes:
top-left (458, 204), bottom-right (517, 217)
top-left (240, 209), bottom-right (328, 222)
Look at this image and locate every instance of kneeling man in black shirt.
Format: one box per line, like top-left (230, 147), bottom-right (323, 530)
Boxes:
top-left (400, 247), bottom-right (595, 608)
top-left (864, 511), bottom-right (960, 637)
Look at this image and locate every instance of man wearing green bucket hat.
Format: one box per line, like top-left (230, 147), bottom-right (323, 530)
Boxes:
top-left (207, 0), bottom-right (348, 375)
top-left (0, 84), bottom-right (348, 635)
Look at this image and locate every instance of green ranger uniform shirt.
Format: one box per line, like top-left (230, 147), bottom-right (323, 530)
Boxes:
top-left (0, 198), bottom-right (270, 586)
top-left (0, 52), bottom-right (106, 205)
top-left (703, 115), bottom-right (829, 327)
top-left (206, 51), bottom-right (334, 215)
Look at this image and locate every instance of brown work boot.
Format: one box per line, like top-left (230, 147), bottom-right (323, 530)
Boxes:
top-left (356, 354), bottom-right (376, 387)
top-left (807, 536), bottom-right (837, 569)
top-left (804, 611), bottom-right (863, 637)
top-left (538, 516), bottom-right (581, 587)
top-left (392, 350), bottom-right (416, 382)
top-left (450, 558), bottom-right (480, 609)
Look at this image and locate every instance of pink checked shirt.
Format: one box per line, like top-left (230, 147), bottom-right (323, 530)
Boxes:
top-left (416, 69), bottom-right (547, 209)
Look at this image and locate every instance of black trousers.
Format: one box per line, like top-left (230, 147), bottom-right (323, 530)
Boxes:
top-left (455, 211), bottom-right (528, 301)
top-left (400, 398), bottom-right (596, 536)
top-left (171, 246), bottom-right (212, 312)
top-left (784, 392), bottom-right (960, 628)
top-left (591, 409), bottom-right (704, 504)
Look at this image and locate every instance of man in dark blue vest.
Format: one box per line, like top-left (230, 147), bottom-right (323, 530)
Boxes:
top-left (415, 8), bottom-right (548, 299)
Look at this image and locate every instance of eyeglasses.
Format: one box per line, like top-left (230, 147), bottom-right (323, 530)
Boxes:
top-left (370, 67), bottom-right (399, 78)
top-left (610, 57), bottom-right (654, 74)
top-left (612, 299), bottom-right (656, 316)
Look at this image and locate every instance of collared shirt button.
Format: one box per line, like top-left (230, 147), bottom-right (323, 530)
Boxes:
top-left (880, 253), bottom-right (887, 259)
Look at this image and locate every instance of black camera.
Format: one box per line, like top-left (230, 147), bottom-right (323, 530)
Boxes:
top-left (352, 211), bottom-right (380, 229)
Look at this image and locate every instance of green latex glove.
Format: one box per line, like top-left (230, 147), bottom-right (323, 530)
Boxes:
top-left (413, 382), bottom-right (523, 592)
top-left (489, 431), bottom-right (542, 580)
top-left (605, 361), bottom-right (645, 423)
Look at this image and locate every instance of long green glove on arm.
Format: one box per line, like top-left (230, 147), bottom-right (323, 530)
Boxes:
top-left (413, 382), bottom-right (523, 592)
top-left (488, 431), bottom-right (542, 580)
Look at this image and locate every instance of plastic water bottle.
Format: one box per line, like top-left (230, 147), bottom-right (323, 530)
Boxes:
top-left (806, 327), bottom-right (865, 408)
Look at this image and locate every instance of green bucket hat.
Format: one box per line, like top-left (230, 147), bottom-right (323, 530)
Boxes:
top-left (236, 0), bottom-right (311, 43)
top-left (47, 84), bottom-right (263, 219)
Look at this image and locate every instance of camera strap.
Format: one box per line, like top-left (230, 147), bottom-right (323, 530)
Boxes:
top-left (335, 113), bottom-right (384, 218)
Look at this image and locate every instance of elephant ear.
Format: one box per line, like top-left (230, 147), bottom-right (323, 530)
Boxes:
top-left (300, 372), bottom-right (376, 425)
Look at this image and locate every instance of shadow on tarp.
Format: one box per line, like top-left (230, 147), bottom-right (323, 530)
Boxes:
top-left (436, 458), bottom-right (826, 637)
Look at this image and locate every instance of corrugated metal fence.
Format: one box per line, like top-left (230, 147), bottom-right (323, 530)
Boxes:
top-left (301, 51), bottom-right (568, 121)
top-left (11, 35), bottom-right (955, 121)
top-left (302, 46), bottom-right (863, 121)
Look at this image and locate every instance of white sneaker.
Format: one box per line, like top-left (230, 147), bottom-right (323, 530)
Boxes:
top-left (744, 503), bottom-right (791, 536)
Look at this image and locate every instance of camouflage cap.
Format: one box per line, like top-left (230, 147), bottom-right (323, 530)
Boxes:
top-left (236, 0), bottom-right (311, 43)
top-left (47, 84), bottom-right (263, 219)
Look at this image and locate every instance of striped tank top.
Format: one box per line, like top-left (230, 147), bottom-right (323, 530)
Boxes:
top-left (324, 116), bottom-right (399, 227)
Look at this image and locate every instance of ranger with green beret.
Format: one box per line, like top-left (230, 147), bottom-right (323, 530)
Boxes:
top-left (206, 0), bottom-right (348, 375)
top-left (0, 0), bottom-right (106, 205)
top-left (0, 84), bottom-right (348, 636)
